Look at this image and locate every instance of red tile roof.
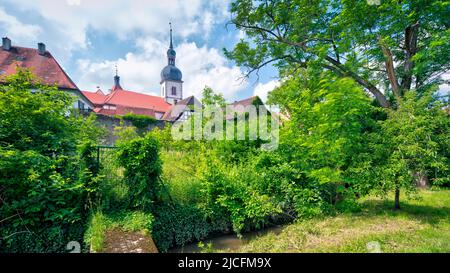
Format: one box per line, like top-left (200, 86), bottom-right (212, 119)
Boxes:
top-left (230, 96), bottom-right (260, 107)
top-left (82, 88), bottom-right (172, 118)
top-left (224, 96), bottom-right (269, 120)
top-left (0, 46), bottom-right (78, 90)
top-left (104, 89), bottom-right (171, 113)
top-left (82, 89), bottom-right (107, 106)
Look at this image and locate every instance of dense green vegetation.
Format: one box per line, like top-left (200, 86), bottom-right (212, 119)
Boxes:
top-left (1, 0), bottom-right (449, 253)
top-left (147, 78), bottom-right (448, 252)
top-left (121, 113), bottom-right (157, 130)
top-left (226, 0), bottom-right (450, 209)
top-left (1, 68), bottom-right (448, 253)
top-left (0, 69), bottom-right (104, 252)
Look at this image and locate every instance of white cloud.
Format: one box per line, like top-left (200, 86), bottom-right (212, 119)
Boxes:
top-left (0, 7), bottom-right (42, 43)
top-left (75, 38), bottom-right (247, 100)
top-left (66, 0), bottom-right (81, 6)
top-left (1, 0), bottom-right (248, 101)
top-left (253, 80), bottom-right (280, 103)
top-left (236, 30), bottom-right (246, 41)
top-left (176, 42), bottom-right (247, 99)
top-left (3, 0), bottom-right (230, 50)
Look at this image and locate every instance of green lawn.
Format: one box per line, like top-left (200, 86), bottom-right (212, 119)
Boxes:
top-left (229, 189), bottom-right (450, 253)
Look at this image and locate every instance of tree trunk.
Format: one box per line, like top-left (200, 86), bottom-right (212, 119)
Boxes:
top-left (394, 188), bottom-right (400, 210)
top-left (380, 41), bottom-right (400, 99)
top-left (414, 171), bottom-right (429, 188)
top-left (402, 22), bottom-right (419, 93)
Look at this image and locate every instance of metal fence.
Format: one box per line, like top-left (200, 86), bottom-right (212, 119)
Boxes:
top-left (96, 145), bottom-right (124, 181)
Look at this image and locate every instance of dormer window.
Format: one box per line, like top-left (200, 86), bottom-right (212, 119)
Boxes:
top-left (171, 86), bottom-right (176, 95)
top-left (103, 104), bottom-right (116, 110)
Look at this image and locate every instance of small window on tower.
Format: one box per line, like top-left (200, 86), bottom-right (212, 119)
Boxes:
top-left (171, 86), bottom-right (177, 95)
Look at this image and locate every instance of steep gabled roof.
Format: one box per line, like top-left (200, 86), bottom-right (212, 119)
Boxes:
top-left (229, 96), bottom-right (262, 107)
top-left (82, 87), bottom-right (172, 118)
top-left (82, 89), bottom-right (107, 105)
top-left (0, 46), bottom-right (78, 90)
top-left (225, 96), bottom-right (268, 120)
top-left (162, 95), bottom-right (202, 121)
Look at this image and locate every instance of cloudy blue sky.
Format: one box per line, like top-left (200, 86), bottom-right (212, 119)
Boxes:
top-left (0, 0), bottom-right (280, 102)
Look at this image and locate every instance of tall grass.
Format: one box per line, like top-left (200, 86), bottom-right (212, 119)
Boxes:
top-left (84, 211), bottom-right (154, 253)
top-left (160, 150), bottom-right (203, 204)
top-left (98, 148), bottom-right (129, 210)
top-left (84, 211), bottom-right (108, 252)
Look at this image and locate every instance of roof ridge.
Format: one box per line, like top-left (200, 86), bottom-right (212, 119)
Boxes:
top-left (6, 45), bottom-right (38, 51)
top-left (47, 51), bottom-right (79, 91)
top-left (104, 89), bottom-right (119, 104)
top-left (119, 89), bottom-right (165, 99)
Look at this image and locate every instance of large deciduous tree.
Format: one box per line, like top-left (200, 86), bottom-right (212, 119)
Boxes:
top-left (225, 0), bottom-right (450, 209)
top-left (225, 0), bottom-right (450, 108)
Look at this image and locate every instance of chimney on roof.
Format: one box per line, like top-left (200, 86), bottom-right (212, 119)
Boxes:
top-left (2, 37), bottom-right (11, 51)
top-left (37, 42), bottom-right (46, 55)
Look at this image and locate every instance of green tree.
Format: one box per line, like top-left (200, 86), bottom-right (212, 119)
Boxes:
top-left (117, 133), bottom-right (162, 211)
top-left (225, 0), bottom-right (449, 108)
top-left (201, 86), bottom-right (226, 107)
top-left (226, 0), bottom-right (450, 208)
top-left (275, 70), bottom-right (376, 201)
top-left (350, 91), bottom-right (449, 209)
top-left (0, 69), bottom-right (103, 252)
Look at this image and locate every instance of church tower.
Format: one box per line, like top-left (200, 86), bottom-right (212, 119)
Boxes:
top-left (160, 23), bottom-right (183, 105)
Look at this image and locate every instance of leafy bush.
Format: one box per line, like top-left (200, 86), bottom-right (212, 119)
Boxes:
top-left (152, 203), bottom-right (225, 252)
top-left (122, 113), bottom-right (157, 130)
top-left (348, 90), bottom-right (450, 208)
top-left (117, 134), bottom-right (162, 210)
top-left (0, 223), bottom-right (87, 253)
top-left (196, 151), bottom-right (283, 234)
top-left (0, 69), bottom-right (103, 252)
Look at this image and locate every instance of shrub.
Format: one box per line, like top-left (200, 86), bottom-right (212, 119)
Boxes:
top-left (197, 153), bottom-right (282, 235)
top-left (0, 69), bottom-right (102, 252)
top-left (152, 203), bottom-right (223, 252)
top-left (122, 113), bottom-right (157, 130)
top-left (0, 223), bottom-right (86, 253)
top-left (117, 133), bottom-right (162, 210)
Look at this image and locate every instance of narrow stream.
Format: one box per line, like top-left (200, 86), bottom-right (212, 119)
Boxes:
top-left (168, 225), bottom-right (285, 253)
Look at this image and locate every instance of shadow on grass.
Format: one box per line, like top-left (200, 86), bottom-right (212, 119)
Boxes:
top-left (358, 198), bottom-right (450, 226)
